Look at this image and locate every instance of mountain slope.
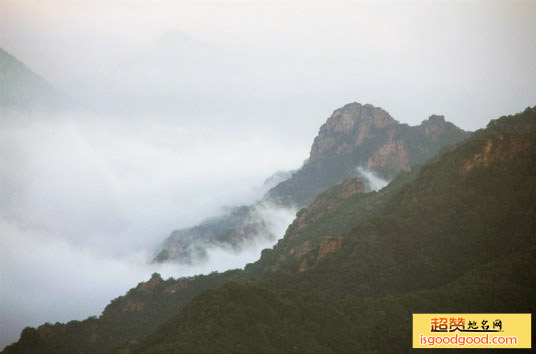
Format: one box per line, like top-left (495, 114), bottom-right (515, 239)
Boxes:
top-left (156, 102), bottom-right (469, 265)
top-left (0, 48), bottom-right (63, 111)
top-left (9, 105), bottom-right (526, 354)
top-left (154, 205), bottom-right (271, 264)
top-left (131, 251), bottom-right (535, 353)
top-left (265, 108), bottom-right (536, 296)
top-left (120, 106), bottom-right (536, 353)
top-left (1, 270), bottom-right (247, 354)
top-left (266, 103), bottom-right (469, 207)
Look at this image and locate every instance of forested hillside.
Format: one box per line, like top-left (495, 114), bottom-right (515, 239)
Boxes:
top-left (4, 107), bottom-right (534, 354)
top-left (126, 107), bottom-right (536, 353)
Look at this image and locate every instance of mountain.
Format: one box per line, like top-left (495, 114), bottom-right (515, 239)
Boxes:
top-left (123, 106), bottom-right (536, 353)
top-left (1, 270), bottom-right (244, 354)
top-left (267, 103), bottom-right (469, 206)
top-left (5, 106), bottom-right (533, 354)
top-left (155, 102), bottom-right (468, 264)
top-left (154, 205), bottom-right (276, 264)
top-left (0, 48), bottom-right (63, 111)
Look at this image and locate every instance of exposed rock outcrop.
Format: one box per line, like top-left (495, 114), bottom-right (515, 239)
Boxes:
top-left (367, 140), bottom-right (410, 172)
top-left (136, 273), bottom-right (161, 294)
top-left (297, 235), bottom-right (344, 272)
top-left (309, 103), bottom-right (398, 163)
top-left (267, 102), bottom-right (468, 207)
top-left (164, 282), bottom-right (188, 294)
top-left (317, 235), bottom-right (344, 259)
top-left (460, 133), bottom-right (533, 176)
top-left (288, 241), bottom-right (311, 259)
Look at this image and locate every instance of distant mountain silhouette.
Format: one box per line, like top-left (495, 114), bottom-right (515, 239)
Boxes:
top-left (0, 48), bottom-right (63, 111)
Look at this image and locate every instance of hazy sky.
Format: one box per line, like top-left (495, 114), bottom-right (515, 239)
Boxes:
top-left (1, 0), bottom-right (536, 349)
top-left (1, 0), bottom-right (535, 132)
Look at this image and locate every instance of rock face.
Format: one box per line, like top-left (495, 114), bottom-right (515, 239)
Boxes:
top-left (309, 104), bottom-right (399, 164)
top-left (460, 134), bottom-right (533, 177)
top-left (267, 102), bottom-right (469, 207)
top-left (317, 235), bottom-right (344, 259)
top-left (367, 140), bottom-right (410, 172)
top-left (155, 102), bottom-right (468, 264)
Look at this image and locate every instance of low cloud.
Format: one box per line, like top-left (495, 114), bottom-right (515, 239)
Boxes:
top-left (0, 111), bottom-right (304, 348)
top-left (355, 166), bottom-right (390, 192)
top-left (185, 203), bottom-right (297, 268)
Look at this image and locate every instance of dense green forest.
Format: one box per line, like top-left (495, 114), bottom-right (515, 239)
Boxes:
top-left (3, 107), bottom-right (535, 353)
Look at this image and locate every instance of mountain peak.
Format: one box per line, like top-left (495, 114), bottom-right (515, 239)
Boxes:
top-left (266, 102), bottom-right (468, 207)
top-left (309, 102), bottom-right (398, 164)
top-left (418, 114), bottom-right (467, 142)
top-left (426, 114), bottom-right (446, 123)
top-left (329, 102), bottom-right (399, 130)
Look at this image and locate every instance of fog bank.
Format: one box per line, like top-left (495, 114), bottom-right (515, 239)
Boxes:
top-left (0, 112), bottom-right (304, 348)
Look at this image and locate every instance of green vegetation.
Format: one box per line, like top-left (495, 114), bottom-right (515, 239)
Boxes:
top-left (2, 271), bottom-right (246, 354)
top-left (132, 248), bottom-right (535, 353)
top-left (3, 107), bottom-right (534, 354)
top-left (126, 107), bottom-right (536, 353)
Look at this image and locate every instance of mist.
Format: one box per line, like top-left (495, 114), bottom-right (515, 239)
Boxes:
top-left (355, 167), bottom-right (390, 192)
top-left (0, 112), bottom-right (303, 347)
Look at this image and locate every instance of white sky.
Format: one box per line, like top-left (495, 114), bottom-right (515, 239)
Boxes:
top-left (1, 0), bottom-right (535, 132)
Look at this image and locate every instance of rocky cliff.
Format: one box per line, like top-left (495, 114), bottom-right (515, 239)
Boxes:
top-left (266, 102), bottom-right (468, 207)
top-left (308, 104), bottom-right (399, 164)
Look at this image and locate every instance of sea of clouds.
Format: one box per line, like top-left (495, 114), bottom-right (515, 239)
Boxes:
top-left (0, 111), bottom-right (303, 348)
